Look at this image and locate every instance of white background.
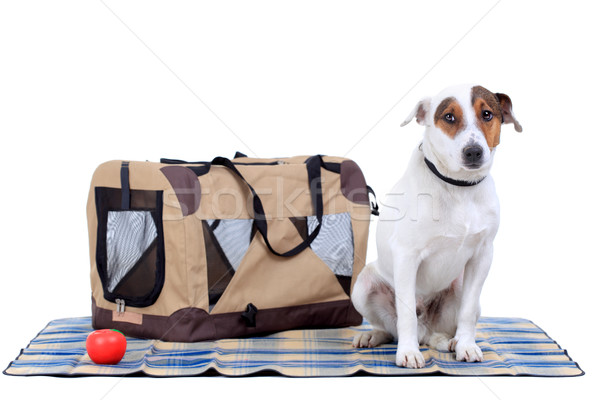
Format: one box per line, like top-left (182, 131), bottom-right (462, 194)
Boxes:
top-left (1, 0), bottom-right (598, 398)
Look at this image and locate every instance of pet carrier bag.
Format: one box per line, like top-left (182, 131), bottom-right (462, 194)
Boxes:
top-left (87, 153), bottom-right (376, 341)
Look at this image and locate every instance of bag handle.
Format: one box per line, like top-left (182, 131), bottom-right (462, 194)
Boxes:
top-left (210, 155), bottom-right (324, 257)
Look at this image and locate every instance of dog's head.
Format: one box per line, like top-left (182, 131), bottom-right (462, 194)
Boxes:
top-left (401, 84), bottom-right (522, 179)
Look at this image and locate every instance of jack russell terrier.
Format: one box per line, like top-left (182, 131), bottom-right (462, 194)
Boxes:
top-left (351, 84), bottom-right (522, 368)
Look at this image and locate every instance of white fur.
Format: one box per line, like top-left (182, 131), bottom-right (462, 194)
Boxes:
top-left (352, 84), bottom-right (520, 368)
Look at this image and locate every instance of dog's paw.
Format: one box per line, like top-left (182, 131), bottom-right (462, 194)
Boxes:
top-left (448, 337), bottom-right (457, 352)
top-left (352, 330), bottom-right (392, 348)
top-left (395, 346), bottom-right (426, 368)
top-left (454, 340), bottom-right (483, 362)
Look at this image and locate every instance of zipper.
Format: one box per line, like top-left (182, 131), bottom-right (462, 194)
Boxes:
top-left (116, 299), bottom-right (126, 314)
top-left (237, 161), bottom-right (284, 165)
top-left (160, 158), bottom-right (283, 166)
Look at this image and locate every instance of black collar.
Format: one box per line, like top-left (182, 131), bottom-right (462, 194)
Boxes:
top-left (423, 157), bottom-right (486, 187)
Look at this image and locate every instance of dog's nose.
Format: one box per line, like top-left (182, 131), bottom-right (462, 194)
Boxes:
top-left (463, 145), bottom-right (483, 164)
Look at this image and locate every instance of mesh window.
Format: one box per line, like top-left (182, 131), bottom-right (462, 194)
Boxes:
top-left (203, 219), bottom-right (254, 308)
top-left (206, 219), bottom-right (253, 271)
top-left (307, 212), bottom-right (354, 277)
top-left (95, 187), bottom-right (165, 307)
top-left (106, 210), bottom-right (158, 292)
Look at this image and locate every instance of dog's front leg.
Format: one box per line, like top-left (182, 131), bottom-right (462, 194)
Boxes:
top-left (453, 243), bottom-right (493, 362)
top-left (392, 252), bottom-right (425, 368)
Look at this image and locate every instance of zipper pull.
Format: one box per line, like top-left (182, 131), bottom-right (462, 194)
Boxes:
top-left (116, 299), bottom-right (126, 314)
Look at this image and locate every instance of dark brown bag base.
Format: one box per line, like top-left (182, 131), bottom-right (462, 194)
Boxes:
top-left (92, 298), bottom-right (362, 342)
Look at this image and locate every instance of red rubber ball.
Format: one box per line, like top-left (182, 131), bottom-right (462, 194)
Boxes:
top-left (86, 329), bottom-right (127, 365)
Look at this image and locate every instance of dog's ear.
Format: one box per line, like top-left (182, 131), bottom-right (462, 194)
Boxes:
top-left (495, 93), bottom-right (522, 132)
top-left (401, 97), bottom-right (431, 127)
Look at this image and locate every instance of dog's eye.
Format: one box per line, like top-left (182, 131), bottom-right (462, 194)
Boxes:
top-left (444, 113), bottom-right (455, 123)
top-left (482, 110), bottom-right (493, 121)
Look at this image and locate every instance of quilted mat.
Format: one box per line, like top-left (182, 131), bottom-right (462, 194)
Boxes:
top-left (4, 316), bottom-right (583, 377)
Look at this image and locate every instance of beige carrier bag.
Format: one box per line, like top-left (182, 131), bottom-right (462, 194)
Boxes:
top-left (87, 153), bottom-right (377, 341)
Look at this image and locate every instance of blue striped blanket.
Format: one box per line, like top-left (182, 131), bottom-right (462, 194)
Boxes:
top-left (4, 316), bottom-right (582, 377)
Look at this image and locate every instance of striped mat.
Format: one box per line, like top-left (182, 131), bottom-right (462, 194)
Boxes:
top-left (4, 316), bottom-right (583, 377)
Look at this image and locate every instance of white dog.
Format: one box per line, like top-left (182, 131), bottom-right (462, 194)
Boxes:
top-left (351, 84), bottom-right (522, 368)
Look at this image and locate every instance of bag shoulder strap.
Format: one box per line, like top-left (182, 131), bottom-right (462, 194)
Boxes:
top-left (210, 155), bottom-right (324, 258)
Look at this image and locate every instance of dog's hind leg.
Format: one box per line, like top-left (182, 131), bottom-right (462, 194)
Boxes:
top-left (351, 262), bottom-right (396, 348)
top-left (428, 332), bottom-right (454, 351)
top-left (421, 278), bottom-right (462, 352)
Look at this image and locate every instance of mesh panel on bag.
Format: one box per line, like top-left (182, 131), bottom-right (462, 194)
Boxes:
top-left (308, 212), bottom-right (354, 277)
top-left (106, 211), bottom-right (158, 292)
top-left (206, 219), bottom-right (253, 271)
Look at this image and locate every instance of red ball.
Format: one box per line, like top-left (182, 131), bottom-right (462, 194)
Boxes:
top-left (86, 329), bottom-right (127, 365)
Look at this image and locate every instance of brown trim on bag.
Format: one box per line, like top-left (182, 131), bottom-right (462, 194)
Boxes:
top-left (93, 298), bottom-right (216, 341)
top-left (340, 160), bottom-right (369, 205)
top-left (289, 216), bottom-right (308, 241)
top-left (202, 220), bottom-right (235, 306)
top-left (336, 275), bottom-right (352, 296)
top-left (160, 166), bottom-right (202, 216)
top-left (92, 298), bottom-right (362, 342)
top-left (211, 299), bottom-right (362, 339)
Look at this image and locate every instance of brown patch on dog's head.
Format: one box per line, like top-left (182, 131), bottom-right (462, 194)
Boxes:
top-left (471, 86), bottom-right (503, 148)
top-left (434, 97), bottom-right (464, 138)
